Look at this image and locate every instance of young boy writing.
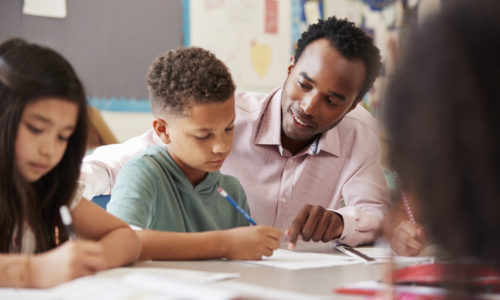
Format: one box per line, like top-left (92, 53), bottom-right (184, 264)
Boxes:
top-left (107, 47), bottom-right (281, 260)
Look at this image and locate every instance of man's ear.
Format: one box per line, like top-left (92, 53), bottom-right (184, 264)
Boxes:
top-left (153, 118), bottom-right (171, 144)
top-left (287, 56), bottom-right (295, 75)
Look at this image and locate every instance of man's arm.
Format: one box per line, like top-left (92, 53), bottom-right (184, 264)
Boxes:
top-left (287, 127), bottom-right (390, 248)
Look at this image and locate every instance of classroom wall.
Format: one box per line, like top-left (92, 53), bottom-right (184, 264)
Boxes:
top-left (0, 0), bottom-right (182, 142)
top-left (0, 0), bottom-right (431, 143)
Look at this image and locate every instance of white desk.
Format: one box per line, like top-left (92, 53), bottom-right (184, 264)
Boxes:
top-left (1, 242), bottom-right (392, 300)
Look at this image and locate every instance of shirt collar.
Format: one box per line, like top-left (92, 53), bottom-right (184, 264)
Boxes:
top-left (254, 88), bottom-right (340, 157)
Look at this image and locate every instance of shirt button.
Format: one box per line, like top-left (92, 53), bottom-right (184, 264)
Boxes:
top-left (281, 197), bottom-right (287, 203)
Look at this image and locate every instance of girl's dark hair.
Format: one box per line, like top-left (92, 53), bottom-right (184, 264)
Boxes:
top-left (0, 38), bottom-right (88, 253)
top-left (384, 0), bottom-right (500, 290)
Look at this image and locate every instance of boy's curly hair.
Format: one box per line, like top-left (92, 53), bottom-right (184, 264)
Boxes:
top-left (294, 16), bottom-right (381, 101)
top-left (147, 47), bottom-right (235, 117)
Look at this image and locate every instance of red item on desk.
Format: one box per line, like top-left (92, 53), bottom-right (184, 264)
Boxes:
top-left (335, 262), bottom-right (500, 299)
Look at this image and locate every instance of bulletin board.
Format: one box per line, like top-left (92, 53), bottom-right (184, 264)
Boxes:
top-left (0, 0), bottom-right (183, 112)
top-left (185, 0), bottom-right (320, 93)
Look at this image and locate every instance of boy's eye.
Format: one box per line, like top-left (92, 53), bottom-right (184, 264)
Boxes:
top-left (225, 126), bottom-right (234, 132)
top-left (195, 135), bottom-right (210, 140)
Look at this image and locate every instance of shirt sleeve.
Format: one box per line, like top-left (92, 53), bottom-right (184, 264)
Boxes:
top-left (80, 129), bottom-right (161, 200)
top-left (334, 138), bottom-right (390, 247)
top-left (106, 158), bottom-right (157, 229)
top-left (69, 182), bottom-right (85, 210)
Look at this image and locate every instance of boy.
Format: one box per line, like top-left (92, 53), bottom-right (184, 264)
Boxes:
top-left (107, 47), bottom-right (281, 260)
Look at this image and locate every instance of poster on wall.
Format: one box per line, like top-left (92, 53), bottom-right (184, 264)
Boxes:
top-left (187, 0), bottom-right (292, 93)
top-left (23, 0), bottom-right (67, 18)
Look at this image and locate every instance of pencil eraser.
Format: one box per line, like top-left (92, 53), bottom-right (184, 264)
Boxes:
top-left (59, 205), bottom-right (72, 225)
top-left (217, 187), bottom-right (228, 197)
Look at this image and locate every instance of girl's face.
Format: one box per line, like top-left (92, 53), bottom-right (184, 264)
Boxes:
top-left (15, 98), bottom-right (78, 182)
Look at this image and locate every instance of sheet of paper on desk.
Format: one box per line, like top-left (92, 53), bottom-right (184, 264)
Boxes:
top-left (0, 268), bottom-right (241, 300)
top-left (238, 249), bottom-right (359, 270)
top-left (351, 247), bottom-right (435, 264)
top-left (104, 267), bottom-right (240, 283)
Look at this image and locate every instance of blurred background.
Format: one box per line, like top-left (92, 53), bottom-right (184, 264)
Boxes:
top-left (0, 0), bottom-right (439, 144)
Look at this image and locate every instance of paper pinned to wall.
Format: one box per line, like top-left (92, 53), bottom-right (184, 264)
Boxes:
top-left (23, 0), bottom-right (67, 18)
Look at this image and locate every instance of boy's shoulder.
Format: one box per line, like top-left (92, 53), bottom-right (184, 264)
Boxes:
top-left (218, 173), bottom-right (246, 200)
top-left (123, 145), bottom-right (168, 172)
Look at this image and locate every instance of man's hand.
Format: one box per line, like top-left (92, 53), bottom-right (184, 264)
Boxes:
top-left (285, 204), bottom-right (344, 250)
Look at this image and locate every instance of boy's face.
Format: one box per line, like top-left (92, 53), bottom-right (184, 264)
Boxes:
top-left (157, 96), bottom-right (235, 185)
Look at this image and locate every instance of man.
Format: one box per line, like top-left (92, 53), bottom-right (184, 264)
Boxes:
top-left (81, 16), bottom-right (389, 248)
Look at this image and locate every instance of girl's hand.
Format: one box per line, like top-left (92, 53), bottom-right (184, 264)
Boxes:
top-left (223, 225), bottom-right (281, 260)
top-left (29, 240), bottom-right (107, 288)
top-left (391, 220), bottom-right (427, 256)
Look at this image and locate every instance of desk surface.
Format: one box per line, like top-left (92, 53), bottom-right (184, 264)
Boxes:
top-left (1, 241), bottom-right (392, 300)
top-left (135, 258), bottom-right (388, 298)
top-left (130, 241), bottom-right (391, 299)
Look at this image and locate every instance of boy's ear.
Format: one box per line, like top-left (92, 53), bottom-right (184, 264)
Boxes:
top-left (287, 56), bottom-right (295, 75)
top-left (153, 118), bottom-right (171, 144)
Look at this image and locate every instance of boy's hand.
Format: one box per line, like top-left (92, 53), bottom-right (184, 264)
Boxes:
top-left (29, 240), bottom-right (107, 288)
top-left (391, 220), bottom-right (427, 256)
top-left (286, 204), bottom-right (343, 250)
top-left (223, 225), bottom-right (281, 260)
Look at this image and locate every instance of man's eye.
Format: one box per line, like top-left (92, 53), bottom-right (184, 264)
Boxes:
top-left (298, 82), bottom-right (310, 89)
top-left (326, 98), bottom-right (339, 107)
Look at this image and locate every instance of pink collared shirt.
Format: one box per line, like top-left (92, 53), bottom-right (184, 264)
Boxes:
top-left (80, 88), bottom-right (389, 246)
top-left (220, 88), bottom-right (389, 246)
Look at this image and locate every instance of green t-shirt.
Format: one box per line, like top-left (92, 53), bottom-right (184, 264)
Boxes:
top-left (107, 145), bottom-right (251, 231)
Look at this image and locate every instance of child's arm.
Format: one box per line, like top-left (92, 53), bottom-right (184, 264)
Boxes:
top-left (0, 240), bottom-right (115, 288)
top-left (137, 225), bottom-right (281, 261)
top-left (71, 198), bottom-right (141, 268)
top-left (0, 200), bottom-right (140, 289)
top-left (386, 195), bottom-right (427, 256)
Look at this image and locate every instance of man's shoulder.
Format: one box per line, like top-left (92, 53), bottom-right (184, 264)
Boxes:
top-left (341, 104), bottom-right (380, 134)
top-left (234, 90), bottom-right (271, 113)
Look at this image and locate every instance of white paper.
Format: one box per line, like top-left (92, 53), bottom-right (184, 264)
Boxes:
top-left (237, 249), bottom-right (359, 270)
top-left (23, 0), bottom-right (67, 18)
top-left (348, 246), bottom-right (436, 264)
top-left (0, 267), bottom-right (241, 300)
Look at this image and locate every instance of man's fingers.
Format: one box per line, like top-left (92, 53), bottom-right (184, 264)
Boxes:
top-left (322, 214), bottom-right (341, 242)
top-left (301, 206), bottom-right (324, 241)
top-left (311, 212), bottom-right (330, 242)
top-left (287, 205), bottom-right (311, 245)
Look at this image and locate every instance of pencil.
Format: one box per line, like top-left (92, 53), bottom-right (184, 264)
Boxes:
top-left (217, 187), bottom-right (257, 225)
top-left (59, 205), bottom-right (77, 240)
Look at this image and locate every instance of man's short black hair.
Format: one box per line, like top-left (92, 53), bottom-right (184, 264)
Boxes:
top-left (294, 17), bottom-right (382, 100)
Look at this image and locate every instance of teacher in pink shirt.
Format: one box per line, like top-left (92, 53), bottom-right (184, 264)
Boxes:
top-left (81, 16), bottom-right (389, 248)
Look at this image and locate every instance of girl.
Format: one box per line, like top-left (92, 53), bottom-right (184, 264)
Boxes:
top-left (0, 39), bottom-right (140, 288)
